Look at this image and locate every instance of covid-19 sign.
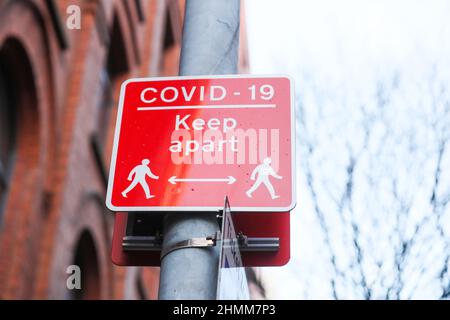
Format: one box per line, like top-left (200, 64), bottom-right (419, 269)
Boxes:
top-left (106, 75), bottom-right (295, 212)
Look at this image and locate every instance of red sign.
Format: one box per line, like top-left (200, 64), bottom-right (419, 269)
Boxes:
top-left (106, 75), bottom-right (295, 212)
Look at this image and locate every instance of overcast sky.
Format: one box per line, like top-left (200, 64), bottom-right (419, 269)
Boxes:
top-left (245, 0), bottom-right (450, 299)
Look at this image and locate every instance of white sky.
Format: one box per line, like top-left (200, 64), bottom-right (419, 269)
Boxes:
top-left (245, 0), bottom-right (450, 299)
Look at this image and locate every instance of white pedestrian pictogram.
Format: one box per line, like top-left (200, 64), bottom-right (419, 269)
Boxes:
top-left (122, 159), bottom-right (159, 199)
top-left (246, 158), bottom-right (282, 199)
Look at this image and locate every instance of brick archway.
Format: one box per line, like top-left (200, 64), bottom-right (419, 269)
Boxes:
top-left (70, 229), bottom-right (101, 300)
top-left (48, 192), bottom-right (113, 300)
top-left (0, 1), bottom-right (55, 300)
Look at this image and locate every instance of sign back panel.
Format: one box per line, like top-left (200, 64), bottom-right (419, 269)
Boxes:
top-left (111, 212), bottom-right (290, 267)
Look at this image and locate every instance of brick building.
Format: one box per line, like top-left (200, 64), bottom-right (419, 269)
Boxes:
top-left (0, 0), bottom-right (250, 299)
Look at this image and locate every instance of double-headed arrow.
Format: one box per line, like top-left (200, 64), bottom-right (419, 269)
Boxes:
top-left (168, 176), bottom-right (236, 185)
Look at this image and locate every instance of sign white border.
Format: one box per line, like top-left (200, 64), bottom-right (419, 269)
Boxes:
top-left (106, 74), bottom-right (296, 213)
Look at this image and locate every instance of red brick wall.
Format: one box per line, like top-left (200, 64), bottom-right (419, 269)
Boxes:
top-left (0, 0), bottom-right (183, 300)
top-left (0, 0), bottom-right (250, 300)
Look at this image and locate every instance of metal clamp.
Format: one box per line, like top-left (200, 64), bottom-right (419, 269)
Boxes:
top-left (122, 232), bottom-right (280, 254)
top-left (160, 232), bottom-right (219, 260)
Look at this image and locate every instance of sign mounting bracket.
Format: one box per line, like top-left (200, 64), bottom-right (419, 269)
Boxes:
top-left (160, 232), bottom-right (220, 260)
top-left (121, 230), bottom-right (280, 253)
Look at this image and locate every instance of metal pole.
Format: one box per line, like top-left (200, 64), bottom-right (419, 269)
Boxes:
top-left (158, 0), bottom-right (240, 300)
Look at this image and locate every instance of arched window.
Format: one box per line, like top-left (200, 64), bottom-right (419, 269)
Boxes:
top-left (0, 46), bottom-right (17, 220)
top-left (70, 230), bottom-right (100, 300)
top-left (97, 14), bottom-right (129, 147)
top-left (160, 6), bottom-right (181, 76)
top-left (92, 14), bottom-right (129, 182)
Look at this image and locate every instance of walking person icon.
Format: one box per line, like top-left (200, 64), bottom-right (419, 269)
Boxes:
top-left (122, 159), bottom-right (159, 199)
top-left (246, 158), bottom-right (282, 200)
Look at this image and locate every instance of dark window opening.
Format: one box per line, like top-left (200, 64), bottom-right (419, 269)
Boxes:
top-left (0, 46), bottom-right (17, 219)
top-left (98, 13), bottom-right (129, 148)
top-left (136, 273), bottom-right (148, 300)
top-left (163, 9), bottom-right (175, 51)
top-left (70, 230), bottom-right (100, 300)
top-left (134, 0), bottom-right (145, 22)
top-left (92, 14), bottom-right (129, 184)
top-left (106, 15), bottom-right (129, 78)
top-left (160, 8), bottom-right (180, 76)
top-left (95, 69), bottom-right (113, 150)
